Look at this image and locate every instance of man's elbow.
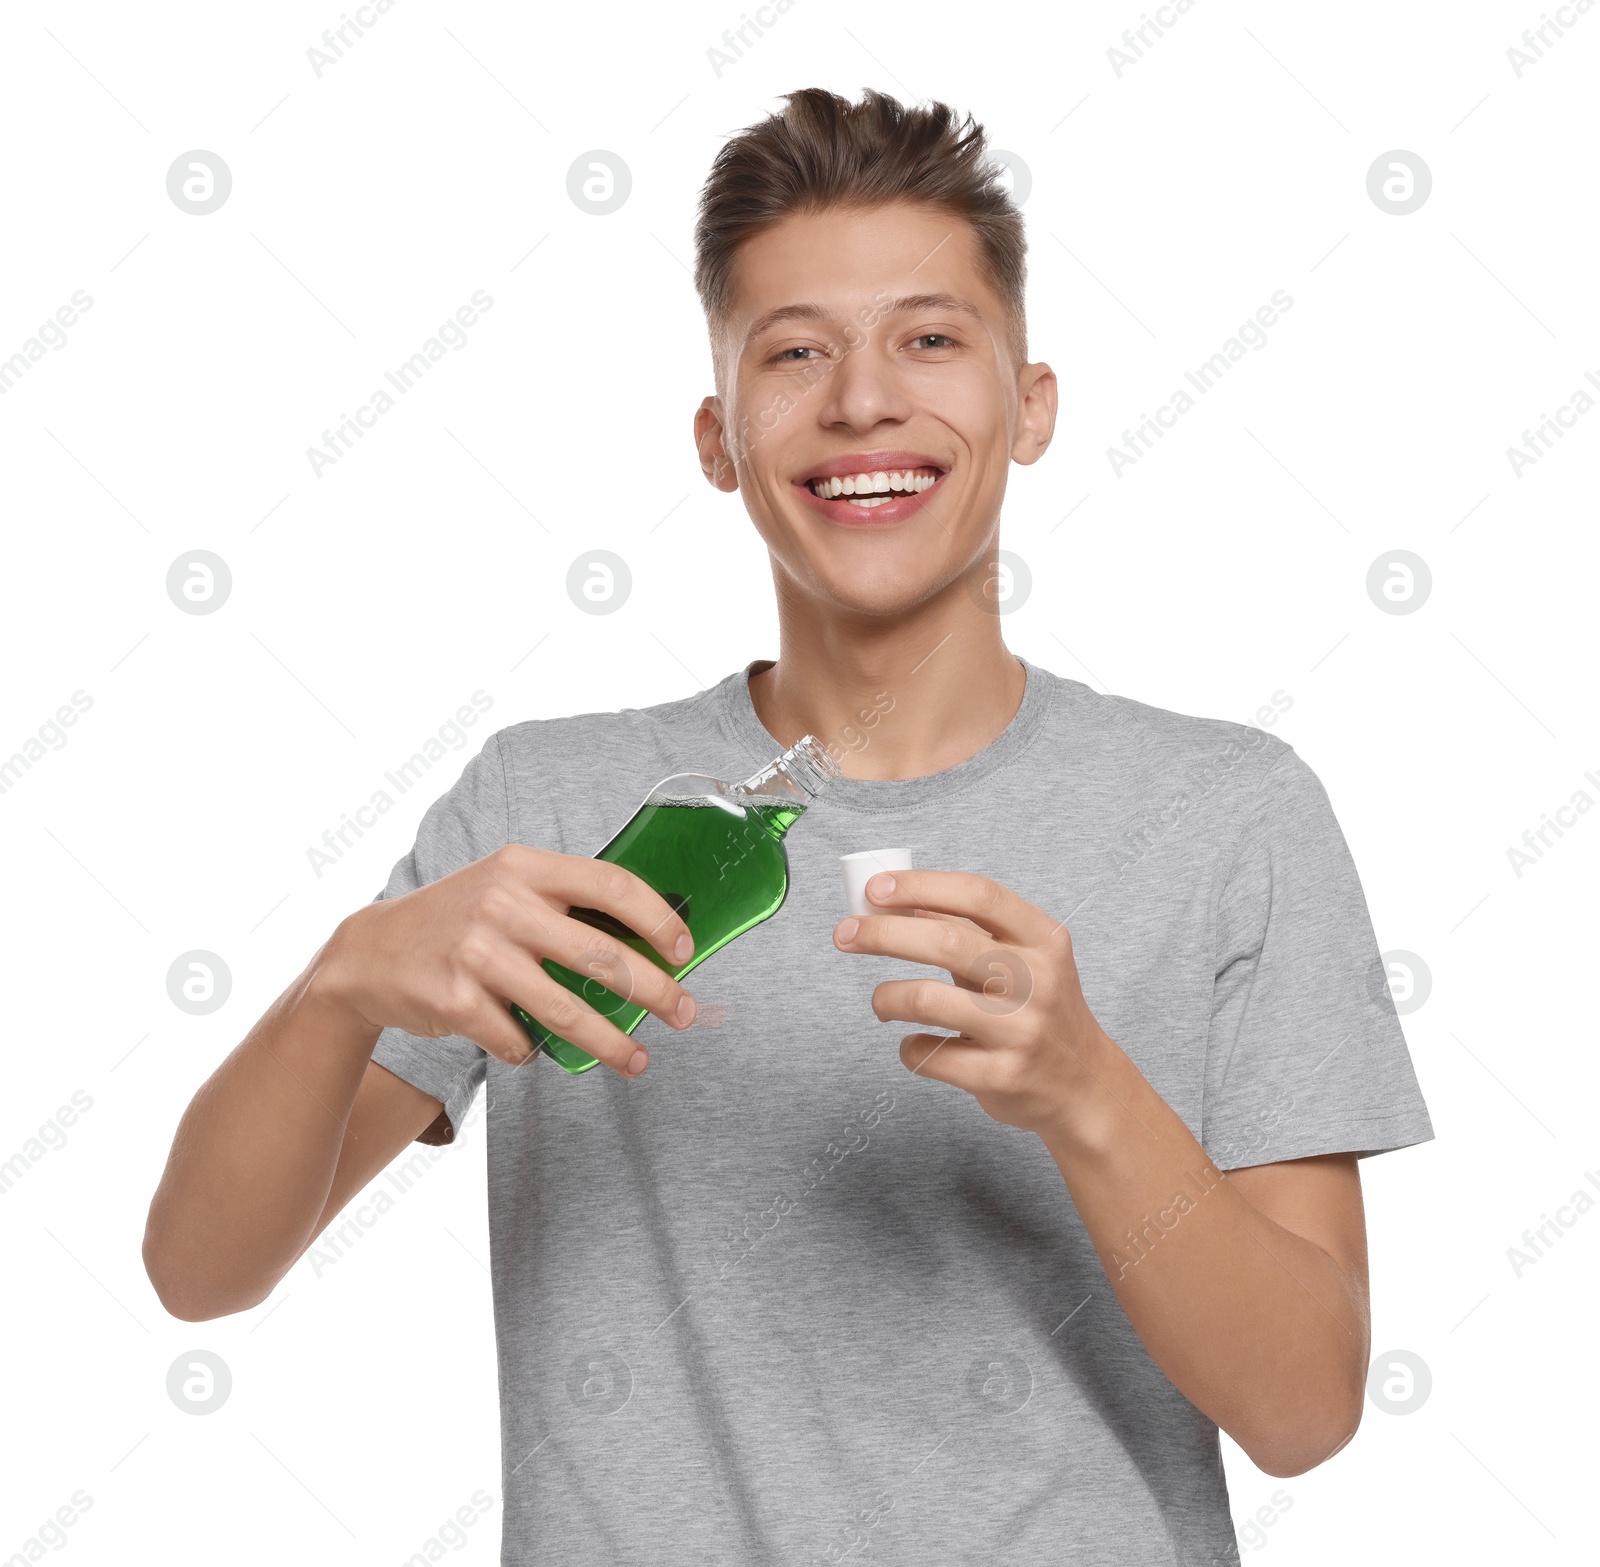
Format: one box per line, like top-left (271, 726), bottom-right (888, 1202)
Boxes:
top-left (1242, 1396), bottom-right (1364, 1478)
top-left (142, 1234), bottom-right (268, 1323)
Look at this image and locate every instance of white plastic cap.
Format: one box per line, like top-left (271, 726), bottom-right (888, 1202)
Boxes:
top-left (840, 847), bottom-right (915, 917)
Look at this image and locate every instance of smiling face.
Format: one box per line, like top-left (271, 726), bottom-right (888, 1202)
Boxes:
top-left (695, 199), bottom-right (1056, 619)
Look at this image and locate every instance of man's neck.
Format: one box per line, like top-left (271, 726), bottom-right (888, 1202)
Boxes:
top-left (746, 622), bottom-right (1027, 782)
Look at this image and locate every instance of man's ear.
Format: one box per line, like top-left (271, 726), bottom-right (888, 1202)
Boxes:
top-left (1011, 361), bottom-right (1058, 467)
top-left (694, 396), bottom-right (741, 492)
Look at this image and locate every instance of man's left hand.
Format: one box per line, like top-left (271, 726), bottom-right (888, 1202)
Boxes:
top-left (832, 868), bottom-right (1113, 1138)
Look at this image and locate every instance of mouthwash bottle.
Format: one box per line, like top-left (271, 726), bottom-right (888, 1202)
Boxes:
top-left (511, 734), bottom-right (842, 1073)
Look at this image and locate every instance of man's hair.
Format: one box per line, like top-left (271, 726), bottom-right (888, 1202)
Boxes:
top-left (693, 87), bottom-right (1028, 374)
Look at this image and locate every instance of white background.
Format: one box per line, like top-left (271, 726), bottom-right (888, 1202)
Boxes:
top-left (1, 1), bottom-right (1595, 1562)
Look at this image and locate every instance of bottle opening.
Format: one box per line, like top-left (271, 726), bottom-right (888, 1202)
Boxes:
top-left (735, 734), bottom-right (843, 802)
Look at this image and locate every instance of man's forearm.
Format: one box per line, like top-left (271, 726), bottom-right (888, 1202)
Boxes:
top-left (143, 939), bottom-right (382, 1320)
top-left (1036, 1029), bottom-right (1368, 1477)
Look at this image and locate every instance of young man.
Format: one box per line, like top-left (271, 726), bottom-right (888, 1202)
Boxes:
top-left (145, 88), bottom-right (1433, 1564)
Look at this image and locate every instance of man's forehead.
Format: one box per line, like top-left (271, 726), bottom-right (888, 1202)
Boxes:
top-left (724, 204), bottom-right (992, 340)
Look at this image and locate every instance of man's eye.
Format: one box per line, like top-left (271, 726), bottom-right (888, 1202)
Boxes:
top-left (772, 346), bottom-right (820, 363)
top-left (912, 334), bottom-right (955, 349)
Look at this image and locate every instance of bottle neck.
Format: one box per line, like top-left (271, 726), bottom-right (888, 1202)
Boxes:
top-left (733, 735), bottom-right (842, 838)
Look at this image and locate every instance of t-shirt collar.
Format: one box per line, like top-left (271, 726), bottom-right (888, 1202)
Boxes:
top-left (716, 651), bottom-right (1053, 813)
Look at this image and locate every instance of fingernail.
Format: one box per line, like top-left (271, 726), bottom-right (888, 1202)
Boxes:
top-left (674, 932), bottom-right (694, 962)
top-left (676, 994), bottom-right (696, 1027)
top-left (627, 1048), bottom-right (648, 1076)
top-left (837, 918), bottom-right (859, 944)
top-left (868, 874), bottom-right (896, 899)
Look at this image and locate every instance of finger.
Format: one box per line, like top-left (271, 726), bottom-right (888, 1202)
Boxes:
top-left (494, 845), bottom-right (696, 969)
top-left (871, 975), bottom-right (988, 1036)
top-left (897, 1031), bottom-right (987, 1088)
top-left (487, 956), bottom-right (653, 1078)
top-left (452, 992), bottom-right (541, 1069)
top-left (861, 868), bottom-right (1058, 949)
top-left (541, 909), bottom-right (696, 1033)
top-left (835, 909), bottom-right (993, 979)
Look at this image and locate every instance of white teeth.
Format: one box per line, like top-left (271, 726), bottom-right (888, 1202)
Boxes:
top-left (808, 468), bottom-right (941, 499)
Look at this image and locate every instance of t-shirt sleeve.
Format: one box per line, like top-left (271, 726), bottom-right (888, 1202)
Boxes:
top-left (1201, 745), bottom-right (1435, 1171)
top-left (367, 730), bottom-right (513, 1146)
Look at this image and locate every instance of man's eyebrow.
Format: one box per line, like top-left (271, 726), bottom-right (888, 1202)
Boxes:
top-left (743, 293), bottom-right (984, 345)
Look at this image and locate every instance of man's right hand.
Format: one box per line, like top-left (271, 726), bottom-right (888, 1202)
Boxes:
top-left (318, 844), bottom-right (699, 1078)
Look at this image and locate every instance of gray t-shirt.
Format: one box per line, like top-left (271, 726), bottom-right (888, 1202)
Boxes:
top-left (370, 655), bottom-right (1433, 1566)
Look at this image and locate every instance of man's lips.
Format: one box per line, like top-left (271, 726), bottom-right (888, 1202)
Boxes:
top-left (793, 463), bottom-right (950, 527)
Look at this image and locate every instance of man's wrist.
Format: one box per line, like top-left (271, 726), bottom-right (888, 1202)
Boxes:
top-left (1036, 1025), bottom-right (1133, 1156)
top-left (299, 917), bottom-right (384, 1050)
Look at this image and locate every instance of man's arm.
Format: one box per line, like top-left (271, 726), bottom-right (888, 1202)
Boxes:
top-left (141, 960), bottom-right (442, 1322)
top-left (144, 844), bottom-right (702, 1321)
top-left (1032, 1048), bottom-right (1369, 1478)
top-left (839, 868), bottom-right (1372, 1478)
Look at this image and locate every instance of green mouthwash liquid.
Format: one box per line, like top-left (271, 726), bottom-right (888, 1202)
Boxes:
top-left (510, 734), bottom-right (841, 1073)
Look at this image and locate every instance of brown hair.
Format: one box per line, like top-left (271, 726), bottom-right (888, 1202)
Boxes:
top-left (693, 87), bottom-right (1028, 373)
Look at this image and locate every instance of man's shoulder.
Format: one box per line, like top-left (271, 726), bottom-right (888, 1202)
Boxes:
top-left (1041, 668), bottom-right (1297, 787)
top-left (486, 677), bottom-right (732, 778)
